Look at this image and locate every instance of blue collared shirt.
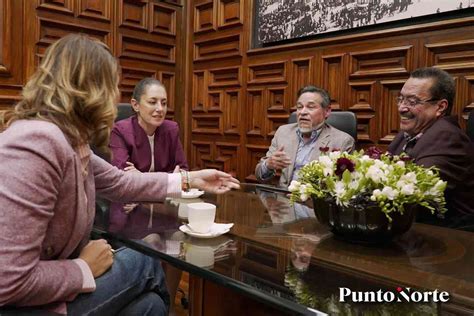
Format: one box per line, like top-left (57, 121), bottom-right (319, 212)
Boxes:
top-left (292, 129), bottom-right (320, 181)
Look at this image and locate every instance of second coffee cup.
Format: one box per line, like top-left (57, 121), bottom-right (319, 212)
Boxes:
top-left (187, 202), bottom-right (216, 233)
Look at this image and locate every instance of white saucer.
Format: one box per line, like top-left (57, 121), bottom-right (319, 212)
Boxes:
top-left (181, 190), bottom-right (205, 199)
top-left (179, 223), bottom-right (234, 239)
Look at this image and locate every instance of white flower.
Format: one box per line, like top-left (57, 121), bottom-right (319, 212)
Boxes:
top-left (427, 180), bottom-right (446, 196)
top-left (299, 184), bottom-right (309, 201)
top-left (396, 161), bottom-right (405, 168)
top-left (400, 183), bottom-right (415, 195)
top-left (360, 155), bottom-right (371, 162)
top-left (401, 172), bottom-right (417, 184)
top-left (329, 151), bottom-right (341, 160)
top-left (367, 165), bottom-right (386, 183)
top-left (434, 179), bottom-right (446, 191)
top-left (373, 159), bottom-right (386, 169)
top-left (381, 186), bottom-right (398, 200)
top-left (319, 156), bottom-right (333, 169)
top-left (323, 168), bottom-right (333, 176)
top-left (370, 189), bottom-right (382, 201)
top-left (334, 181), bottom-right (346, 198)
top-left (334, 181), bottom-right (349, 206)
top-left (348, 180), bottom-right (359, 190)
top-left (288, 180), bottom-right (301, 192)
top-left (300, 193), bottom-right (308, 201)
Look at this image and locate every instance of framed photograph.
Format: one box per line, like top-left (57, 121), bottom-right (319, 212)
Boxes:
top-left (254, 0), bottom-right (474, 47)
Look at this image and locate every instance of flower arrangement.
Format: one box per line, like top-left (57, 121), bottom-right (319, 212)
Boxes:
top-left (289, 147), bottom-right (447, 221)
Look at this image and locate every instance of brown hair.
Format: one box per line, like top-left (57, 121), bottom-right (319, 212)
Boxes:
top-left (1, 33), bottom-right (119, 153)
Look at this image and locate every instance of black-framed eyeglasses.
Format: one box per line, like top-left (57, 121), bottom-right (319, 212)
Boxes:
top-left (396, 96), bottom-right (439, 108)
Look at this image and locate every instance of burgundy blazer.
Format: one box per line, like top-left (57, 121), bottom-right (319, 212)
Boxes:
top-left (0, 120), bottom-right (170, 311)
top-left (109, 116), bottom-right (188, 172)
top-left (388, 116), bottom-right (474, 217)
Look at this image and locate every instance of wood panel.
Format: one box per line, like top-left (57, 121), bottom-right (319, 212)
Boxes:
top-left (187, 0), bottom-right (474, 182)
top-left (0, 0), bottom-right (23, 110)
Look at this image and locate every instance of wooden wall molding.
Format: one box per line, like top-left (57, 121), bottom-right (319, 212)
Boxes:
top-left (150, 2), bottom-right (177, 36)
top-left (194, 33), bottom-right (241, 61)
top-left (217, 0), bottom-right (242, 29)
top-left (119, 0), bottom-right (148, 31)
top-left (208, 66), bottom-right (241, 87)
top-left (349, 46), bottom-right (413, 78)
top-left (76, 0), bottom-right (112, 22)
top-left (321, 54), bottom-right (346, 111)
top-left (37, 0), bottom-right (75, 15)
top-left (425, 39), bottom-right (474, 71)
top-left (379, 79), bottom-right (406, 144)
top-left (118, 34), bottom-right (176, 63)
top-left (193, 1), bottom-right (215, 33)
top-left (247, 61), bottom-right (287, 85)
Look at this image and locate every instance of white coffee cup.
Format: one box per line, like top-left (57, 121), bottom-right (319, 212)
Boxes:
top-left (185, 244), bottom-right (214, 268)
top-left (187, 202), bottom-right (216, 233)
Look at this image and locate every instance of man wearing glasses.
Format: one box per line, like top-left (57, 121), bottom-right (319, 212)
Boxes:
top-left (388, 67), bottom-right (474, 230)
top-left (255, 85), bottom-right (355, 188)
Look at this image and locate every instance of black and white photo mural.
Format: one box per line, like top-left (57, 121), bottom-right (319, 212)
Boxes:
top-left (255, 0), bottom-right (474, 45)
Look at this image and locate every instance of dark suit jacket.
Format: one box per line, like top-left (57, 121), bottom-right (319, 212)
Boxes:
top-left (109, 116), bottom-right (188, 172)
top-left (388, 116), bottom-right (474, 217)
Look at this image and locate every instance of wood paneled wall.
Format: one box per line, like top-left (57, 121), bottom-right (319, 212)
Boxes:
top-left (187, 0), bottom-right (474, 181)
top-left (0, 0), bottom-right (185, 122)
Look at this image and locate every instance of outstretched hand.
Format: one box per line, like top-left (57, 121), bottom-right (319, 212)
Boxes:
top-left (189, 169), bottom-right (240, 194)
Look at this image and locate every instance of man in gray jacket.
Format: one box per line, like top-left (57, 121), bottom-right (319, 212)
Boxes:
top-left (255, 85), bottom-right (355, 188)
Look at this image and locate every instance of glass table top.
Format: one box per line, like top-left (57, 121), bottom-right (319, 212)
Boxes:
top-left (93, 184), bottom-right (474, 315)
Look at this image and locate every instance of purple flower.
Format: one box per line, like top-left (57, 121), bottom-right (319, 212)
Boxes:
top-left (335, 157), bottom-right (355, 178)
top-left (366, 146), bottom-right (383, 159)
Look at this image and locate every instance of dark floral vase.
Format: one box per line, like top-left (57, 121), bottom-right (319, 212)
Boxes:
top-left (312, 197), bottom-right (417, 244)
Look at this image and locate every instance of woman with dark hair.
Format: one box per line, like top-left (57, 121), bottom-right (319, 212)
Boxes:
top-left (109, 77), bottom-right (188, 174)
top-left (108, 78), bottom-right (191, 312)
top-left (0, 34), bottom-right (239, 315)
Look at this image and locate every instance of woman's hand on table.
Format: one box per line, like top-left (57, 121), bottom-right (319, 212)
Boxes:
top-left (79, 239), bottom-right (114, 278)
top-left (189, 169), bottom-right (240, 194)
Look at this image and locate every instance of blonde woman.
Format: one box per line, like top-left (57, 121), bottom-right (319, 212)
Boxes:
top-left (0, 34), bottom-right (239, 315)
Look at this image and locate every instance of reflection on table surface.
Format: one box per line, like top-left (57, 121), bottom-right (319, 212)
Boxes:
top-left (94, 183), bottom-right (474, 314)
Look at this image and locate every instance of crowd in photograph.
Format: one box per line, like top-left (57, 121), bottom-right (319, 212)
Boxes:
top-left (258, 0), bottom-right (425, 44)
